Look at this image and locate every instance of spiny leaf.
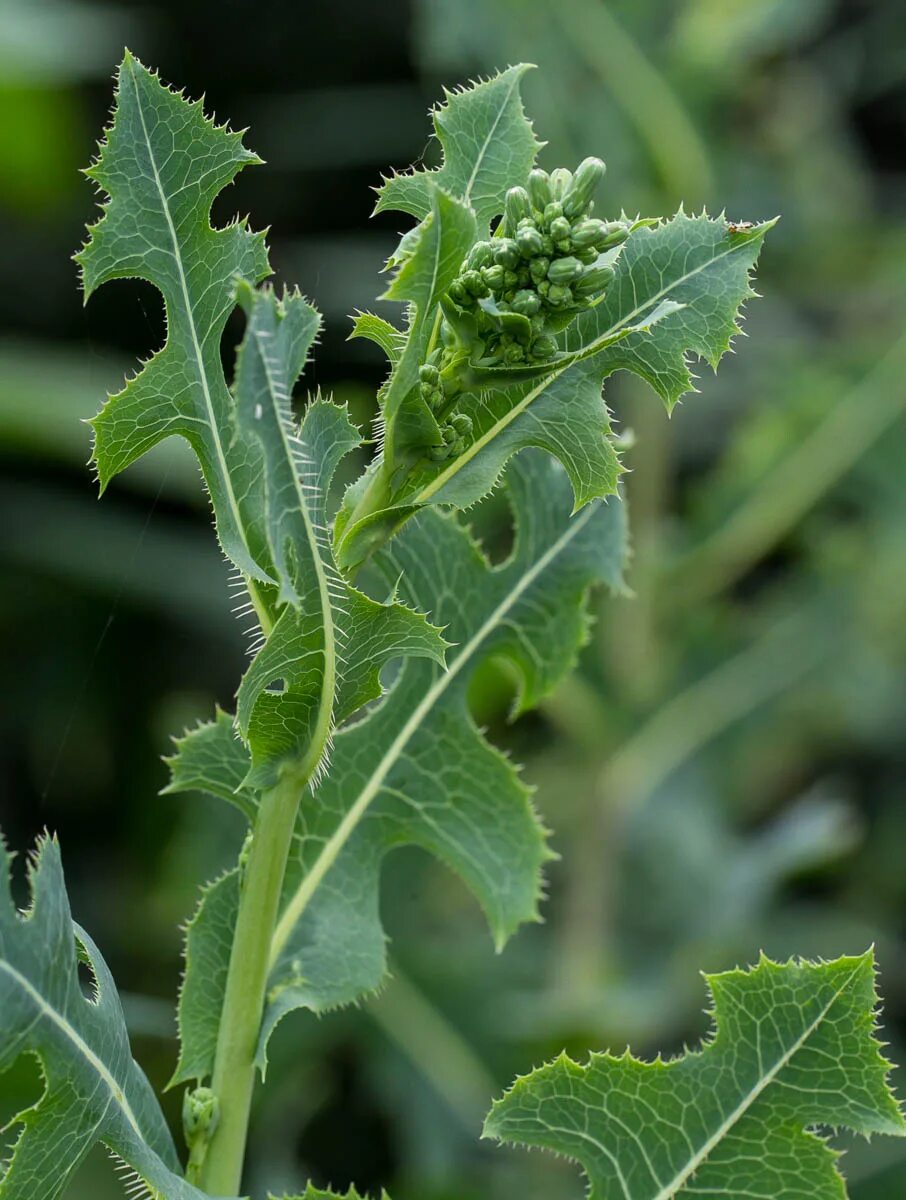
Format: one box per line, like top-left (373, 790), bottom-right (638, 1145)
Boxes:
top-left (228, 292), bottom-right (447, 787)
top-left (77, 51), bottom-right (274, 585)
top-left (375, 64), bottom-right (541, 229)
top-left (349, 312), bottom-right (405, 367)
top-left (368, 184), bottom-right (476, 467)
top-left (168, 450), bottom-right (627, 1081)
top-left (161, 706), bottom-right (254, 820)
top-left (484, 952), bottom-right (905, 1200)
top-left (0, 836), bottom-right (210, 1200)
top-left (271, 1187), bottom-right (388, 1200)
top-left (337, 212), bottom-right (772, 570)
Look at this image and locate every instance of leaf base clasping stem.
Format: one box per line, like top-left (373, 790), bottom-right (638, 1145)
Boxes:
top-left (194, 770), bottom-right (304, 1195)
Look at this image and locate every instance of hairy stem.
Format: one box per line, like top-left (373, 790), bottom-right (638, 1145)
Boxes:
top-left (195, 771), bottom-right (303, 1196)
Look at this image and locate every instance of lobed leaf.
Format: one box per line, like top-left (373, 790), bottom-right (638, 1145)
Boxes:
top-left (485, 952), bottom-right (905, 1200)
top-left (229, 287), bottom-right (447, 788)
top-left (168, 451), bottom-right (627, 1081)
top-left (375, 64), bottom-right (541, 230)
top-left (337, 211), bottom-right (773, 571)
top-left (77, 51), bottom-right (273, 585)
top-left (0, 836), bottom-right (211, 1200)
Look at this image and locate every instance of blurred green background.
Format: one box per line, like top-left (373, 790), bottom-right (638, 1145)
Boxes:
top-left (1, 1), bottom-right (905, 1196)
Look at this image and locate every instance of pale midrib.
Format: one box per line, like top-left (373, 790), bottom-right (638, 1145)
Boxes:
top-left (128, 59), bottom-right (251, 569)
top-left (649, 966), bottom-right (859, 1200)
top-left (463, 73), bottom-right (521, 206)
top-left (415, 233), bottom-right (752, 505)
top-left (269, 502), bottom-right (597, 966)
top-left (250, 328), bottom-right (336, 775)
top-left (388, 198), bottom-right (447, 423)
top-left (0, 958), bottom-right (143, 1140)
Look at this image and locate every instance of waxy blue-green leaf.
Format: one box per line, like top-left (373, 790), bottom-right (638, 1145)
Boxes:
top-left (228, 287), bottom-right (447, 788)
top-left (168, 451), bottom-right (627, 1081)
top-left (375, 64), bottom-right (541, 230)
top-left (0, 836), bottom-right (211, 1200)
top-left (485, 952), bottom-right (905, 1200)
top-left (77, 52), bottom-right (277, 587)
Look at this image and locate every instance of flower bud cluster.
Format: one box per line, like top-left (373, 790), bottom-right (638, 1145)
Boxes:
top-left (445, 158), bottom-right (628, 367)
top-left (418, 364), bottom-right (473, 460)
top-left (417, 158), bottom-right (632, 462)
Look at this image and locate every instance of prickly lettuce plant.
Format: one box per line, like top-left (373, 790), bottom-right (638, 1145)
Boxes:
top-left (0, 51), bottom-right (901, 1200)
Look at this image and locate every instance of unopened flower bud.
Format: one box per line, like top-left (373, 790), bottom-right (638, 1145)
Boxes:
top-left (562, 156), bottom-right (606, 218)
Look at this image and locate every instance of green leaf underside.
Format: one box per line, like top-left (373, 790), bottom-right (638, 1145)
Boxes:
top-left (374, 64), bottom-right (542, 230)
top-left (229, 288), bottom-right (447, 787)
top-left (167, 451), bottom-right (627, 1082)
top-left (485, 953), bottom-right (905, 1200)
top-left (376, 185), bottom-right (476, 438)
top-left (338, 212), bottom-right (772, 569)
top-left (77, 51), bottom-right (274, 584)
top-left (0, 837), bottom-right (210, 1200)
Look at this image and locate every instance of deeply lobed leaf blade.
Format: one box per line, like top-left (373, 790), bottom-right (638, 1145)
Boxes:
top-left (485, 952), bottom-right (905, 1199)
top-left (0, 836), bottom-right (212, 1200)
top-left (168, 451), bottom-right (627, 1080)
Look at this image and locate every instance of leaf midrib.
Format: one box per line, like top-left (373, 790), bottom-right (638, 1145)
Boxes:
top-left (248, 324), bottom-right (337, 779)
top-left (413, 227), bottom-right (759, 506)
top-left (269, 501), bottom-right (598, 966)
top-left (648, 965), bottom-right (859, 1199)
top-left (0, 957), bottom-right (143, 1140)
top-left (462, 69), bottom-right (522, 210)
top-left (127, 57), bottom-right (259, 581)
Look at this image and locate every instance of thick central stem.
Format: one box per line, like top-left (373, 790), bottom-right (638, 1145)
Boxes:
top-left (195, 770), bottom-right (303, 1196)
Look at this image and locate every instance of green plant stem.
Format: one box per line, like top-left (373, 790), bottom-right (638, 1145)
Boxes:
top-left (194, 771), bottom-right (303, 1196)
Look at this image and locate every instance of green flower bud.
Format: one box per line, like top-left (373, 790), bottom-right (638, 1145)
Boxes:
top-left (419, 364), bottom-right (440, 385)
top-left (570, 218), bottom-right (610, 249)
top-left (539, 234), bottom-right (555, 257)
top-left (574, 265), bottom-right (615, 296)
top-left (516, 225), bottom-right (544, 258)
top-left (505, 186), bottom-right (532, 231)
top-left (482, 263), bottom-right (506, 291)
top-left (576, 246), bottom-right (600, 265)
top-left (529, 255), bottom-right (550, 283)
top-left (451, 413), bottom-right (473, 437)
top-left (511, 289), bottom-right (542, 316)
top-left (493, 238), bottom-right (521, 269)
top-left (527, 168), bottom-right (552, 212)
top-left (504, 343), bottom-right (526, 364)
top-left (547, 283), bottom-right (574, 308)
top-left (543, 201), bottom-right (564, 225)
top-left (465, 240), bottom-right (494, 271)
top-left (531, 335), bottom-right (558, 359)
top-left (562, 156), bottom-right (606, 218)
top-left (461, 269), bottom-right (489, 298)
top-left (537, 279), bottom-right (551, 297)
top-left (600, 222), bottom-right (631, 249)
top-left (547, 256), bottom-right (584, 285)
top-left (448, 281), bottom-right (469, 306)
top-left (503, 269), bottom-right (520, 288)
top-left (550, 216), bottom-right (571, 243)
top-left (183, 1087), bottom-right (220, 1146)
top-left (549, 167), bottom-right (572, 198)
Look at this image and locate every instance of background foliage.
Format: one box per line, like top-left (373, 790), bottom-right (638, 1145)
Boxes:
top-left (1, 1), bottom-right (905, 1197)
